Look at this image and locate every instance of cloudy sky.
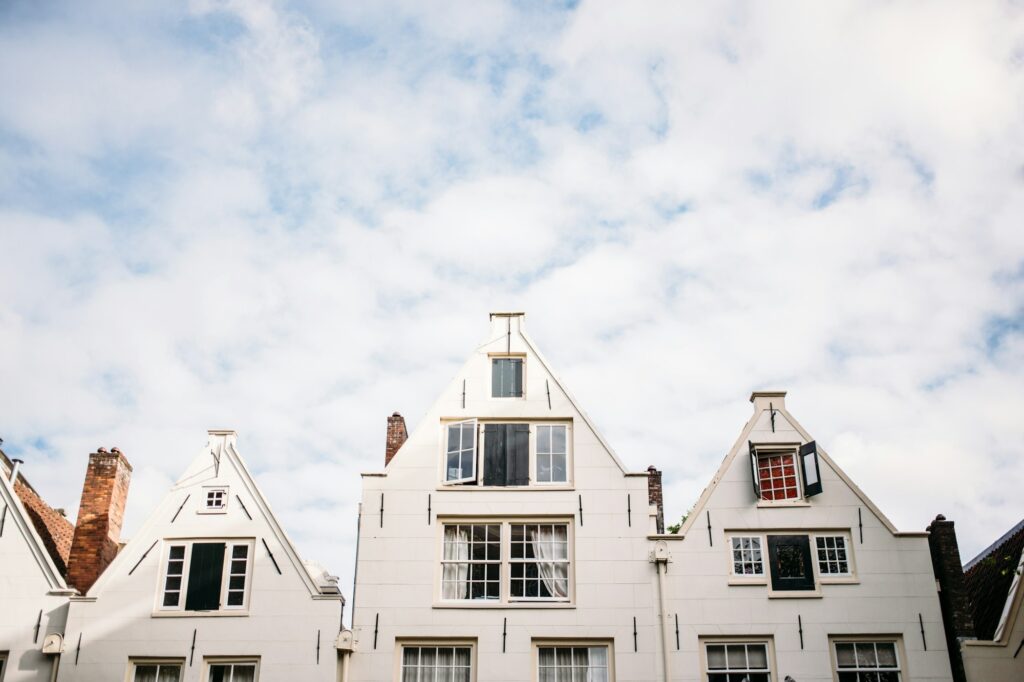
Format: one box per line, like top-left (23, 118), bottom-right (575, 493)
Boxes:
top-left (2, 0), bottom-right (1023, 602)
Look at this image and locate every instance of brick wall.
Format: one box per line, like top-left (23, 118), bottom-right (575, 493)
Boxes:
top-left (647, 465), bottom-right (664, 534)
top-left (66, 448), bottom-right (132, 594)
top-left (385, 412), bottom-right (408, 466)
top-left (927, 514), bottom-right (975, 682)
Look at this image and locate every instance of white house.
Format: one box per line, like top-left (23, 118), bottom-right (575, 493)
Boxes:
top-left (347, 313), bottom-right (664, 682)
top-left (0, 455), bottom-right (76, 682)
top-left (661, 392), bottom-right (954, 682)
top-left (58, 430), bottom-right (345, 682)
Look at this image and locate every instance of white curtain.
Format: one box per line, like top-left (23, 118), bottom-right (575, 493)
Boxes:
top-left (158, 666), bottom-right (182, 682)
top-left (531, 526), bottom-right (568, 599)
top-left (232, 665), bottom-right (256, 682)
top-left (133, 666), bottom-right (158, 682)
top-left (442, 527), bottom-right (470, 599)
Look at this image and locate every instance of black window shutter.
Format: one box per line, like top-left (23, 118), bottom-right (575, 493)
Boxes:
top-left (511, 360), bottom-right (523, 397)
top-left (483, 425), bottom-right (506, 486)
top-left (799, 441), bottom-right (823, 497)
top-left (748, 441), bottom-right (761, 500)
top-left (491, 360), bottom-right (503, 397)
top-left (509, 424), bottom-right (530, 486)
top-left (767, 535), bottom-right (815, 591)
top-left (185, 542), bottom-right (225, 611)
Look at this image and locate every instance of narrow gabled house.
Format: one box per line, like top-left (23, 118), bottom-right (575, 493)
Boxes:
top-left (929, 515), bottom-right (1024, 682)
top-left (661, 392), bottom-right (953, 682)
top-left (348, 313), bottom-right (664, 682)
top-left (59, 430), bottom-right (345, 682)
top-left (0, 452), bottom-right (77, 682)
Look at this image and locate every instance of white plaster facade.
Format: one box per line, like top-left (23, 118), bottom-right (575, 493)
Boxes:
top-left (348, 314), bottom-right (662, 682)
top-left (661, 392), bottom-right (954, 682)
top-left (57, 431), bottom-right (344, 682)
top-left (0, 463), bottom-right (74, 682)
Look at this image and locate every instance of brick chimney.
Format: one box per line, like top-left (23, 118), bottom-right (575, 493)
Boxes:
top-left (926, 514), bottom-right (975, 682)
top-left (647, 465), bottom-right (664, 534)
top-left (67, 447), bottom-right (132, 594)
top-left (385, 413), bottom-right (408, 467)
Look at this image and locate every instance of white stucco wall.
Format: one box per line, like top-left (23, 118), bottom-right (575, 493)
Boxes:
top-left (348, 315), bottom-right (662, 682)
top-left (57, 433), bottom-right (343, 682)
top-left (662, 394), bottom-right (954, 682)
top-left (961, 578), bottom-right (1024, 682)
top-left (0, 474), bottom-right (71, 682)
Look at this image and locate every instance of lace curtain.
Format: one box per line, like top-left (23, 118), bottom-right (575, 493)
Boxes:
top-left (531, 526), bottom-right (568, 599)
top-left (442, 526), bottom-right (470, 599)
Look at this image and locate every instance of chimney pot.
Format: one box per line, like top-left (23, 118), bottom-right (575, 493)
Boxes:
top-left (67, 448), bottom-right (133, 594)
top-left (385, 413), bottom-right (409, 467)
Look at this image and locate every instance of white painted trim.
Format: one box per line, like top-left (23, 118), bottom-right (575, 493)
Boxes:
top-left (0, 470), bottom-right (68, 591)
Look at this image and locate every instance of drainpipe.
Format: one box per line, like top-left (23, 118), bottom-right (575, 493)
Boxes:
top-left (650, 540), bottom-right (671, 682)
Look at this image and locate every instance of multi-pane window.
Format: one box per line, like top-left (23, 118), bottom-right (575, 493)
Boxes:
top-left (834, 641), bottom-right (901, 681)
top-left (492, 358), bottom-right (524, 397)
top-left (131, 660), bottom-right (183, 682)
top-left (159, 540), bottom-right (253, 612)
top-left (510, 524), bottom-right (569, 599)
top-left (441, 524), bottom-right (500, 600)
top-left (207, 660), bottom-right (258, 682)
top-left (704, 642), bottom-right (770, 682)
top-left (816, 535), bottom-right (851, 575)
top-left (731, 537), bottom-right (764, 576)
top-left (445, 421), bottom-right (477, 483)
top-left (536, 425), bottom-right (567, 483)
top-left (757, 452), bottom-right (799, 500)
top-left (537, 646), bottom-right (608, 682)
top-left (401, 646), bottom-right (472, 682)
top-left (205, 488), bottom-right (227, 511)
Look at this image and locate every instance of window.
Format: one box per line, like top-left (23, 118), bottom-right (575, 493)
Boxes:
top-left (130, 660), bottom-right (183, 682)
top-left (492, 358), bottom-right (523, 397)
top-left (206, 659), bottom-right (258, 682)
top-left (758, 451), bottom-right (800, 501)
top-left (203, 487), bottom-right (228, 512)
top-left (445, 421), bottom-right (477, 483)
top-left (767, 535), bottom-right (815, 592)
top-left (483, 424), bottom-right (530, 486)
top-left (440, 520), bottom-right (572, 604)
top-left (401, 645), bottom-right (472, 682)
top-left (816, 535), bottom-right (851, 576)
top-left (704, 642), bottom-right (770, 682)
top-left (748, 441), bottom-right (823, 502)
top-left (511, 524), bottom-right (568, 599)
top-left (159, 540), bottom-right (253, 612)
top-left (731, 536), bottom-right (764, 576)
top-left (537, 646), bottom-right (608, 682)
top-left (833, 641), bottom-right (901, 681)
top-left (535, 425), bottom-right (567, 483)
top-left (442, 524), bottom-right (500, 600)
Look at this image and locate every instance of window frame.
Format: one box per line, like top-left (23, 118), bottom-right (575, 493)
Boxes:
top-left (532, 640), bottom-right (613, 682)
top-left (534, 424), bottom-right (569, 485)
top-left (199, 487), bottom-right (229, 514)
top-left (436, 518), bottom-right (574, 607)
top-left (490, 354), bottom-right (526, 399)
top-left (815, 534), bottom-right (854, 579)
top-left (726, 531), bottom-right (857, 590)
top-left (828, 637), bottom-right (904, 682)
top-left (395, 640), bottom-right (476, 682)
top-left (440, 421), bottom-right (573, 489)
top-left (443, 420), bottom-right (479, 485)
top-left (699, 637), bottom-right (775, 682)
top-left (203, 657), bottom-right (260, 682)
top-left (155, 539), bottom-right (255, 615)
top-left (755, 446), bottom-right (803, 503)
top-left (729, 535), bottom-right (765, 579)
top-left (128, 658), bottom-right (185, 682)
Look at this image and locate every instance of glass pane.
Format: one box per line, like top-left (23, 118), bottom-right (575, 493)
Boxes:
top-left (552, 454), bottom-right (567, 481)
top-left (588, 647), bottom-right (607, 667)
top-left (556, 648), bottom-right (572, 667)
top-left (231, 561), bottom-right (247, 574)
top-left (162, 592), bottom-right (179, 607)
top-left (553, 426), bottom-right (566, 452)
top-left (462, 423), bottom-right (475, 448)
top-left (232, 545), bottom-right (248, 558)
top-left (538, 454), bottom-right (551, 482)
top-left (876, 643), bottom-right (897, 667)
top-left (856, 643), bottom-right (877, 667)
top-left (747, 644), bottom-right (767, 668)
top-left (453, 648), bottom-right (471, 667)
top-left (726, 644), bottom-right (747, 668)
top-left (232, 665), bottom-right (256, 682)
top-left (208, 665), bottom-right (228, 682)
top-left (134, 665), bottom-right (159, 682)
top-left (404, 648), bottom-right (420, 666)
top-left (706, 645), bottom-right (727, 669)
top-left (402, 666), bottom-right (418, 682)
top-left (835, 643), bottom-right (856, 668)
top-left (539, 648), bottom-right (555, 666)
top-left (447, 425), bottom-right (460, 453)
top-left (538, 426), bottom-right (551, 453)
top-left (421, 648), bottom-right (437, 667)
top-left (158, 665), bottom-right (182, 682)
top-left (169, 546), bottom-right (185, 560)
top-left (227, 592), bottom-right (244, 606)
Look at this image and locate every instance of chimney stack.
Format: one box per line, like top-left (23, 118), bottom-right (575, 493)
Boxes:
top-left (385, 413), bottom-right (408, 467)
top-left (647, 465), bottom-right (664, 534)
top-left (926, 514), bottom-right (975, 682)
top-left (67, 448), bottom-right (132, 594)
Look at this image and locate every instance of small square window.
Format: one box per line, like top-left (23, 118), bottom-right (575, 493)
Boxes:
top-left (816, 535), bottom-right (851, 576)
top-left (730, 536), bottom-right (764, 576)
top-left (204, 488), bottom-right (228, 511)
top-left (757, 452), bottom-right (800, 501)
top-left (491, 358), bottom-right (523, 398)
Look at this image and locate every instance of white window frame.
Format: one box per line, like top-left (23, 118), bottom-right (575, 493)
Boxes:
top-left (533, 641), bottom-right (613, 682)
top-left (726, 531), bottom-right (858, 588)
top-left (441, 421), bottom-right (573, 488)
top-left (755, 446), bottom-right (803, 502)
top-left (203, 657), bottom-right (260, 682)
top-left (397, 641), bottom-right (475, 682)
top-left (437, 519), bottom-right (574, 607)
top-left (815, 534), bottom-right (854, 578)
top-left (156, 539), bottom-right (255, 614)
top-left (443, 420), bottom-right (478, 485)
top-left (200, 487), bottom-right (229, 514)
top-left (729, 535), bottom-right (765, 577)
top-left (700, 638), bottom-right (775, 682)
top-left (534, 424), bottom-right (568, 484)
top-left (829, 637), bottom-right (903, 682)
top-left (129, 658), bottom-right (185, 682)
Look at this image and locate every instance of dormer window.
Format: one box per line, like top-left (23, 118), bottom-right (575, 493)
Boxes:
top-left (159, 540), bottom-right (253, 613)
top-left (748, 441), bottom-right (822, 502)
top-left (491, 357), bottom-right (524, 398)
top-left (203, 487), bottom-right (228, 512)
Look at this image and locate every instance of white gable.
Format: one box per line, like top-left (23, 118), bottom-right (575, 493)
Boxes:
top-left (0, 471), bottom-right (68, 593)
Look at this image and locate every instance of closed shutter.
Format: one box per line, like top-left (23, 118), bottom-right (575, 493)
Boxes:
top-left (483, 425), bottom-right (507, 486)
top-left (799, 441), bottom-right (823, 497)
top-left (509, 424), bottom-right (530, 486)
top-left (749, 441), bottom-right (761, 500)
top-left (767, 535), bottom-right (815, 591)
top-left (185, 542), bottom-right (225, 611)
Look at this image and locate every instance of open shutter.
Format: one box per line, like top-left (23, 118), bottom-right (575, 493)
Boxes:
top-left (509, 424), bottom-right (530, 486)
top-left (445, 420), bottom-right (477, 484)
top-left (799, 441), bottom-right (823, 497)
top-left (185, 542), bottom-right (225, 611)
top-left (483, 425), bottom-right (507, 486)
top-left (748, 441), bottom-right (761, 500)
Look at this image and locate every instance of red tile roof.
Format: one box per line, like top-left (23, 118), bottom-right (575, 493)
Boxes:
top-left (2, 451), bottom-right (75, 576)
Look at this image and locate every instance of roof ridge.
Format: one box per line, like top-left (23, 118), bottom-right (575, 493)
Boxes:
top-left (964, 517), bottom-right (1024, 572)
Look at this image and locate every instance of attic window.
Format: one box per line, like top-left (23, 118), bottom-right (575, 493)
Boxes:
top-left (748, 441), bottom-right (823, 502)
top-left (203, 487), bottom-right (228, 512)
top-left (492, 358), bottom-right (523, 398)
top-left (160, 540), bottom-right (253, 613)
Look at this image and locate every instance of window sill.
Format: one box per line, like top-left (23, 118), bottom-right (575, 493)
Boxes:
top-left (196, 509), bottom-right (228, 515)
top-left (766, 591), bottom-right (822, 599)
top-left (436, 485), bottom-right (575, 492)
top-left (433, 601), bottom-right (574, 610)
top-left (756, 500), bottom-right (811, 508)
top-left (151, 610), bottom-right (250, 618)
top-left (820, 577), bottom-right (859, 585)
top-left (727, 578), bottom-right (768, 586)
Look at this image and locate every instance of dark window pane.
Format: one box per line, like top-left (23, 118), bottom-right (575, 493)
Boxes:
top-left (208, 665), bottom-right (228, 682)
top-left (226, 592), bottom-right (244, 606)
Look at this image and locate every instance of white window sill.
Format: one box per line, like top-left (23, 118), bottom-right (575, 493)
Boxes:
top-left (197, 509), bottom-right (228, 515)
top-left (820, 576), bottom-right (859, 585)
top-left (436, 485), bottom-right (575, 492)
top-left (766, 591), bottom-right (822, 599)
top-left (756, 500), bottom-right (811, 508)
top-left (151, 610), bottom-right (250, 618)
top-left (433, 601), bottom-right (574, 609)
top-left (727, 577), bottom-right (767, 586)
